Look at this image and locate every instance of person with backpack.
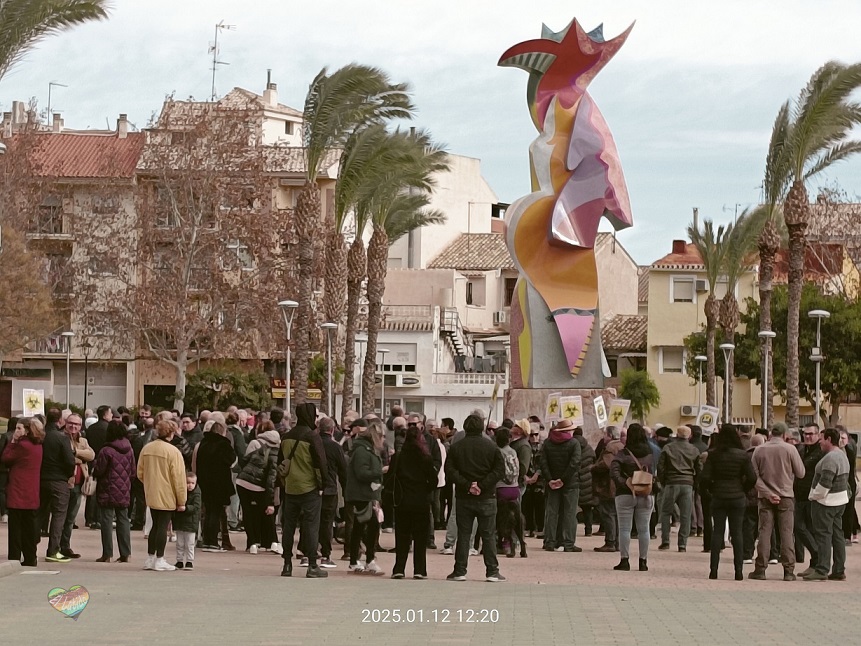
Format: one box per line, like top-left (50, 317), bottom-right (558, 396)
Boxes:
top-left (236, 424), bottom-right (280, 555)
top-left (539, 419), bottom-right (582, 553)
top-left (610, 423), bottom-right (656, 572)
top-left (495, 427), bottom-right (527, 558)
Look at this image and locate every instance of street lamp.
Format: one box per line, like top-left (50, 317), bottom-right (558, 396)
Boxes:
top-left (278, 300), bottom-right (298, 414)
top-left (80, 339), bottom-right (93, 412)
top-left (378, 348), bottom-right (390, 416)
top-left (757, 331), bottom-right (776, 430)
top-left (61, 331), bottom-right (74, 406)
top-left (320, 322), bottom-right (338, 416)
top-left (356, 333), bottom-right (367, 413)
top-left (694, 355), bottom-right (707, 410)
top-left (719, 343), bottom-right (735, 424)
top-left (808, 309), bottom-right (830, 425)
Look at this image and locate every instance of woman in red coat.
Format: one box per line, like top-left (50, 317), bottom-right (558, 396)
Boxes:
top-left (1, 418), bottom-right (45, 566)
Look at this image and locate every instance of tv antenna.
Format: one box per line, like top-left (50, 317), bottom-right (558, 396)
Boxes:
top-left (47, 81), bottom-right (68, 118)
top-left (209, 20), bottom-right (236, 102)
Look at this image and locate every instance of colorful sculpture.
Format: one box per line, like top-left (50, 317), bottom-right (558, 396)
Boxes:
top-left (500, 18), bottom-right (634, 388)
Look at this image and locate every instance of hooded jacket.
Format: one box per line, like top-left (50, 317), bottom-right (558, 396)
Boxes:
top-left (321, 432), bottom-right (348, 496)
top-left (173, 484), bottom-right (201, 533)
top-left (345, 435), bottom-right (383, 502)
top-left (510, 435), bottom-right (532, 486)
top-left (279, 403), bottom-right (327, 496)
top-left (237, 430), bottom-right (280, 504)
top-left (92, 438), bottom-right (136, 508)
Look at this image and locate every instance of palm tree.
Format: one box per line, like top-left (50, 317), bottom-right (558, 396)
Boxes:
top-left (359, 130), bottom-right (450, 413)
top-left (687, 219), bottom-right (733, 407)
top-left (0, 0), bottom-right (110, 82)
top-left (777, 61), bottom-right (861, 427)
top-left (291, 65), bottom-right (413, 409)
top-left (718, 208), bottom-right (764, 420)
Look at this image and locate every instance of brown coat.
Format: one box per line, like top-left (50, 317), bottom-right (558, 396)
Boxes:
top-left (67, 435), bottom-right (95, 488)
top-left (591, 439), bottom-right (624, 501)
top-left (752, 438), bottom-right (805, 499)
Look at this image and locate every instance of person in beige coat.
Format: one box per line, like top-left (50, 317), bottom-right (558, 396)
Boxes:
top-left (137, 419), bottom-right (187, 572)
top-left (60, 414), bottom-right (94, 559)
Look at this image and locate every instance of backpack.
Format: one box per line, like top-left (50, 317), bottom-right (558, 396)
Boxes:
top-left (502, 448), bottom-right (519, 486)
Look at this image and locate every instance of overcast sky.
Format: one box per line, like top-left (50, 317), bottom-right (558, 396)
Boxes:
top-left (2, 0), bottom-right (861, 264)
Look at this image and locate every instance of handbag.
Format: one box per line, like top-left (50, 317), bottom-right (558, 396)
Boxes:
top-left (276, 441), bottom-right (300, 484)
top-left (625, 451), bottom-right (653, 497)
top-left (355, 501), bottom-right (374, 523)
top-left (82, 476), bottom-right (97, 497)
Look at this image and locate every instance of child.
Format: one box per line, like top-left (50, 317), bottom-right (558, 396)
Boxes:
top-left (173, 472), bottom-right (201, 570)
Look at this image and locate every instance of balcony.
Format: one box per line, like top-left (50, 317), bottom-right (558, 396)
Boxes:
top-left (24, 333), bottom-right (71, 356)
top-left (27, 202), bottom-right (73, 248)
top-left (432, 373), bottom-right (506, 386)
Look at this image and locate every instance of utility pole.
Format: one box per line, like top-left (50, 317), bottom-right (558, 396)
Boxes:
top-left (209, 20), bottom-right (236, 101)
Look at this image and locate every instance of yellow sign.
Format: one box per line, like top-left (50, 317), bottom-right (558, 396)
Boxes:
top-left (270, 388), bottom-right (323, 399)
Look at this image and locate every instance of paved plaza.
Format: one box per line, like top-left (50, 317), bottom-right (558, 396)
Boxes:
top-left (2, 506), bottom-right (861, 645)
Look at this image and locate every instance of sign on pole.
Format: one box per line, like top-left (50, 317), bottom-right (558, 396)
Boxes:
top-left (594, 395), bottom-right (608, 428)
top-left (608, 399), bottom-right (631, 426)
top-left (696, 405), bottom-right (720, 435)
top-left (23, 388), bottom-right (45, 417)
top-left (559, 396), bottom-right (584, 426)
top-left (545, 392), bottom-right (561, 422)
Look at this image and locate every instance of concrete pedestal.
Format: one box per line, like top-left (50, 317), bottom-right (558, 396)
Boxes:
top-left (505, 387), bottom-right (618, 445)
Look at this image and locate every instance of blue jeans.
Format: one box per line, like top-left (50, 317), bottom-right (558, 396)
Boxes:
top-left (61, 484), bottom-right (83, 551)
top-left (543, 487), bottom-right (579, 549)
top-left (660, 484), bottom-right (693, 548)
top-left (616, 495), bottom-right (653, 560)
top-left (444, 496), bottom-right (477, 549)
top-left (453, 496), bottom-right (499, 577)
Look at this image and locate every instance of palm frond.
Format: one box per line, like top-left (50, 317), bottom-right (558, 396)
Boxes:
top-left (0, 0), bottom-right (110, 81)
top-left (687, 218), bottom-right (730, 290)
top-left (804, 139), bottom-right (861, 180)
top-left (763, 100), bottom-right (792, 206)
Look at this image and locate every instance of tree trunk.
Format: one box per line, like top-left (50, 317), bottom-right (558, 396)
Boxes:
top-left (829, 395), bottom-right (841, 427)
top-left (704, 294), bottom-right (719, 407)
top-left (173, 348), bottom-right (189, 413)
top-left (342, 237), bottom-right (366, 417)
top-left (719, 293), bottom-right (740, 424)
top-left (784, 180), bottom-right (809, 429)
top-left (361, 226), bottom-right (388, 414)
top-left (292, 182), bottom-right (322, 408)
top-left (757, 219), bottom-right (779, 429)
top-left (320, 227), bottom-right (347, 417)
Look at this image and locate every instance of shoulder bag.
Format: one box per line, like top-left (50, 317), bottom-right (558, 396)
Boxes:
top-left (276, 440), bottom-right (300, 484)
top-left (626, 451), bottom-right (653, 497)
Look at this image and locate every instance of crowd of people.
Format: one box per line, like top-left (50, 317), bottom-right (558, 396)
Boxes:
top-left (0, 402), bottom-right (857, 584)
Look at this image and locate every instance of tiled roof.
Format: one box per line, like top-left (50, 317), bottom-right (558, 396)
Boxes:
top-left (358, 320), bottom-right (433, 332)
top-left (27, 132), bottom-right (145, 178)
top-left (220, 88), bottom-right (303, 118)
top-left (428, 233), bottom-right (515, 270)
top-left (601, 314), bottom-right (647, 352)
top-left (808, 201), bottom-right (861, 268)
top-left (651, 242), bottom-right (704, 270)
top-left (638, 267), bottom-right (649, 303)
top-left (263, 146), bottom-right (340, 176)
top-left (773, 244), bottom-right (846, 284)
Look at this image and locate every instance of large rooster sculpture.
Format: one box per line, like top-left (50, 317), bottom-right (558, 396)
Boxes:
top-left (500, 18), bottom-right (634, 388)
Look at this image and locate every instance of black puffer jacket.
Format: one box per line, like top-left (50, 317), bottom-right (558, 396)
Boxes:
top-left (237, 430), bottom-right (280, 506)
top-left (538, 436), bottom-right (581, 489)
top-left (699, 447), bottom-right (756, 501)
top-left (575, 436), bottom-right (596, 506)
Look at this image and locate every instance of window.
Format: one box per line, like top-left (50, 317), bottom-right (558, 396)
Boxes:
top-left (504, 277), bottom-right (517, 307)
top-left (671, 276), bottom-right (695, 303)
top-left (466, 277), bottom-right (486, 307)
top-left (92, 195), bottom-right (120, 214)
top-left (659, 347), bottom-right (685, 374)
top-left (224, 239), bottom-right (254, 271)
top-left (714, 277), bottom-right (730, 299)
top-left (30, 196), bottom-right (64, 234)
top-left (88, 255), bottom-right (115, 276)
top-left (284, 121), bottom-right (294, 135)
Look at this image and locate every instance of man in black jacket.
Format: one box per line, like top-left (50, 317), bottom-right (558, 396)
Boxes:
top-left (40, 409), bottom-right (75, 562)
top-left (317, 416), bottom-right (347, 568)
top-left (794, 423), bottom-right (824, 565)
top-left (445, 414), bottom-right (505, 582)
top-left (83, 405), bottom-right (111, 528)
top-left (539, 419), bottom-right (582, 552)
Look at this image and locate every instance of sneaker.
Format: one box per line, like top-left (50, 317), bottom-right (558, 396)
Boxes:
top-left (797, 567), bottom-right (815, 577)
top-left (169, 535), bottom-right (177, 543)
top-left (381, 527), bottom-right (393, 534)
top-left (348, 562), bottom-right (365, 572)
top-left (486, 573), bottom-right (507, 583)
top-left (143, 555), bottom-right (156, 570)
top-left (554, 546), bottom-right (564, 552)
top-left (185, 562), bottom-right (194, 570)
top-left (154, 557), bottom-right (176, 571)
top-left (249, 544), bottom-right (258, 555)
top-left (853, 534), bottom-right (859, 544)
top-left (748, 570), bottom-right (766, 580)
top-left (222, 543), bottom-right (236, 551)
top-left (391, 572), bottom-right (405, 579)
top-left (339, 553), bottom-right (351, 561)
top-left (201, 545), bottom-right (226, 553)
top-left (441, 547), bottom-right (453, 555)
top-left (413, 574), bottom-right (428, 579)
top-left (658, 543), bottom-right (670, 551)
top-left (270, 542), bottom-right (284, 556)
top-left (828, 572), bottom-right (847, 581)
top-left (469, 548), bottom-right (479, 557)
top-left (319, 558), bottom-right (337, 569)
top-left (0, 514), bottom-right (7, 523)
top-left (427, 543), bottom-right (438, 550)
top-left (306, 565), bottom-right (328, 578)
top-left (60, 548), bottom-right (81, 559)
top-left (365, 560), bottom-right (384, 575)
top-left (298, 557), bottom-right (309, 567)
top-left (768, 559), bottom-right (779, 564)
top-left (802, 570), bottom-right (826, 581)
top-left (743, 559), bottom-right (753, 564)
top-left (563, 546), bottom-right (582, 553)
top-left (174, 561), bottom-right (184, 569)
top-left (446, 572), bottom-right (466, 581)
top-left (45, 552), bottom-right (71, 563)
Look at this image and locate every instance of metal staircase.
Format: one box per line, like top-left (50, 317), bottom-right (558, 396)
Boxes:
top-left (440, 307), bottom-right (473, 371)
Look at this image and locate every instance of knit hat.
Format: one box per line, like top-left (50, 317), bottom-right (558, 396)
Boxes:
top-left (84, 417), bottom-right (98, 429)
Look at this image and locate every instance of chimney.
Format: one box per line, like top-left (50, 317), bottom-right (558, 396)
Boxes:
top-left (263, 82), bottom-right (277, 107)
top-left (52, 113), bottom-right (64, 133)
top-left (117, 113), bottom-right (128, 139)
top-left (672, 239), bottom-right (687, 255)
top-left (11, 101), bottom-right (24, 125)
top-left (692, 207), bottom-right (699, 233)
top-left (2, 112), bottom-right (11, 138)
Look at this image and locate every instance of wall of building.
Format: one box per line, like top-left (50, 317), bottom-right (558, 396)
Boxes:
top-left (383, 269), bottom-right (455, 307)
top-left (595, 234), bottom-right (639, 320)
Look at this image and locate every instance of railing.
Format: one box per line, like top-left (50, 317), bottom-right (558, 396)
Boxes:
top-left (440, 307), bottom-right (473, 360)
top-left (28, 206), bottom-right (66, 236)
top-left (24, 333), bottom-right (70, 354)
top-left (384, 305), bottom-right (433, 320)
top-left (433, 373), bottom-right (506, 385)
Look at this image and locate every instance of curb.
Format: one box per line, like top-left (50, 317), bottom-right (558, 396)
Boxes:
top-left (0, 560), bottom-right (19, 579)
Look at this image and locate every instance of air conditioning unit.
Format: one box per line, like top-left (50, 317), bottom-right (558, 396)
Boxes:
top-left (493, 310), bottom-right (509, 325)
top-left (695, 279), bottom-right (709, 293)
top-left (396, 375), bottom-right (421, 388)
top-left (680, 404), bottom-right (697, 417)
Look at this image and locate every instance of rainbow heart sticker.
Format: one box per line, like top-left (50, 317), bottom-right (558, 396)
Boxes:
top-left (47, 585), bottom-right (89, 621)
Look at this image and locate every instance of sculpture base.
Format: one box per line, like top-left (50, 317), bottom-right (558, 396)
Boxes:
top-left (505, 387), bottom-right (618, 446)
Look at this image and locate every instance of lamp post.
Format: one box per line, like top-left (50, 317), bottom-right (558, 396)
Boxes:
top-left (80, 339), bottom-right (93, 412)
top-left (719, 343), bottom-right (735, 424)
top-left (808, 309), bottom-right (830, 425)
top-left (694, 355), bottom-right (707, 410)
top-left (378, 348), bottom-right (390, 416)
top-left (278, 300), bottom-right (298, 415)
top-left (356, 333), bottom-right (367, 413)
top-left (757, 331), bottom-right (776, 430)
top-left (60, 331), bottom-right (74, 406)
top-left (320, 322), bottom-right (338, 416)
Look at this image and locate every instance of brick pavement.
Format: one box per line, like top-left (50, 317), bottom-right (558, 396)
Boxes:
top-left (2, 508), bottom-right (861, 645)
